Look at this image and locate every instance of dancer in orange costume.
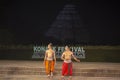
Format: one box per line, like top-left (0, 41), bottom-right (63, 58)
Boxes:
top-left (60, 45), bottom-right (80, 80)
top-left (43, 43), bottom-right (56, 80)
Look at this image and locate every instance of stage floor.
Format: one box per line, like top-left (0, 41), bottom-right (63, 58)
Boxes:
top-left (0, 60), bottom-right (120, 80)
top-left (1, 75), bottom-right (120, 80)
top-left (0, 60), bottom-right (120, 68)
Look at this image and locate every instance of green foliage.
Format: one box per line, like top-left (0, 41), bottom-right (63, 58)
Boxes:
top-left (0, 45), bottom-right (120, 62)
top-left (81, 49), bottom-right (120, 62)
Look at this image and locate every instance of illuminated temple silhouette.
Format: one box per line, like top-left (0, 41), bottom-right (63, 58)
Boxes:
top-left (46, 4), bottom-right (89, 44)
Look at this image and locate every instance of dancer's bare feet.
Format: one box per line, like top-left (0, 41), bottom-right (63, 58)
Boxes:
top-left (68, 76), bottom-right (72, 80)
top-left (50, 72), bottom-right (53, 80)
top-left (50, 76), bottom-right (53, 80)
top-left (60, 76), bottom-right (65, 80)
top-left (47, 75), bottom-right (50, 80)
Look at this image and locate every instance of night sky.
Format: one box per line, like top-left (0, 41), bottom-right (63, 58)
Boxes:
top-left (0, 0), bottom-right (120, 45)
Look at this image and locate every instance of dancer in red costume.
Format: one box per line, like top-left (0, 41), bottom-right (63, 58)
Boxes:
top-left (60, 45), bottom-right (80, 80)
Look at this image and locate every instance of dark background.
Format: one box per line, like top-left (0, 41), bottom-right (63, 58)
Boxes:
top-left (0, 0), bottom-right (120, 45)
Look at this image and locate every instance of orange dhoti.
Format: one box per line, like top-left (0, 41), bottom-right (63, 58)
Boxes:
top-left (45, 60), bottom-right (55, 75)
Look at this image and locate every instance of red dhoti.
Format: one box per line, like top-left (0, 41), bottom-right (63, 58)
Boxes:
top-left (62, 62), bottom-right (72, 76)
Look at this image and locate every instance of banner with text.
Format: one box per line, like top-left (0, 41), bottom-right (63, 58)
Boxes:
top-left (32, 46), bottom-right (85, 59)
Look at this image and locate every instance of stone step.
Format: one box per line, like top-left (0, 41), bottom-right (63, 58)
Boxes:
top-left (0, 66), bottom-right (120, 77)
top-left (1, 66), bottom-right (120, 73)
top-left (0, 61), bottom-right (120, 78)
top-left (0, 75), bottom-right (120, 80)
top-left (1, 71), bottom-right (120, 77)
